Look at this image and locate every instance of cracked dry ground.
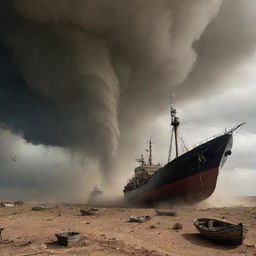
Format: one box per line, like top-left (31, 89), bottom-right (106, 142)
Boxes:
top-left (0, 203), bottom-right (256, 256)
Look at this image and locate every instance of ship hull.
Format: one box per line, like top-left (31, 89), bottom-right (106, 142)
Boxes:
top-left (124, 133), bottom-right (233, 205)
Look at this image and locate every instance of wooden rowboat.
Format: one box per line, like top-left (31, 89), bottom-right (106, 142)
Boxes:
top-left (193, 218), bottom-right (249, 245)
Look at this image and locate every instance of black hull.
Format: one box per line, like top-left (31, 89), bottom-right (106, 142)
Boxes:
top-left (124, 133), bottom-right (233, 204)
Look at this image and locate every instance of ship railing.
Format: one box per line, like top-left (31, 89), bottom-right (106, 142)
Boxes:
top-left (192, 130), bottom-right (226, 149)
top-left (192, 123), bottom-right (245, 149)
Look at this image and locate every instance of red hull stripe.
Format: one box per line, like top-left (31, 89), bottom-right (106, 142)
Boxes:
top-left (137, 167), bottom-right (219, 203)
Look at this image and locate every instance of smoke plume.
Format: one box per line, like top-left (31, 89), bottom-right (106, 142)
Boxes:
top-left (0, 0), bottom-right (222, 179)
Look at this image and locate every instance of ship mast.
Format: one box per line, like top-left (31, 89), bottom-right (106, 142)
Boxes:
top-left (148, 139), bottom-right (152, 166)
top-left (168, 97), bottom-right (180, 160)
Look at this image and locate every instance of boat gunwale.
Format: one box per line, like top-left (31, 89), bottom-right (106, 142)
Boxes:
top-left (193, 218), bottom-right (240, 234)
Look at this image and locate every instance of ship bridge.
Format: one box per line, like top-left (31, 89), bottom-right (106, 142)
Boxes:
top-left (135, 164), bottom-right (161, 176)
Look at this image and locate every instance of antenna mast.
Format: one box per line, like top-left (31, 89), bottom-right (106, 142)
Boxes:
top-left (168, 96), bottom-right (180, 160)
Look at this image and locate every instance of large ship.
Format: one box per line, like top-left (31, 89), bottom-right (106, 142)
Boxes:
top-left (123, 102), bottom-right (244, 205)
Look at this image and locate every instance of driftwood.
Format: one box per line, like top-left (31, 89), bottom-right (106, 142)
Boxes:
top-left (32, 206), bottom-right (51, 211)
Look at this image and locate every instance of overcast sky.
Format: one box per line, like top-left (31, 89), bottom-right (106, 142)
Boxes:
top-left (0, 0), bottom-right (255, 201)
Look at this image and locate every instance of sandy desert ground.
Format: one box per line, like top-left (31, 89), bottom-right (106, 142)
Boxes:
top-left (0, 199), bottom-right (256, 256)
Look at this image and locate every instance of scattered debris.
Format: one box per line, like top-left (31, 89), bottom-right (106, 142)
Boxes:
top-left (155, 209), bottom-right (177, 216)
top-left (0, 202), bottom-right (14, 208)
top-left (0, 228), bottom-right (4, 241)
top-left (0, 229), bottom-right (13, 245)
top-left (55, 232), bottom-right (81, 246)
top-left (14, 200), bottom-right (24, 206)
top-left (32, 206), bottom-right (51, 211)
top-left (129, 215), bottom-right (151, 223)
top-left (149, 225), bottom-right (156, 229)
top-left (80, 209), bottom-right (95, 216)
top-left (172, 223), bottom-right (183, 230)
top-left (80, 207), bottom-right (99, 216)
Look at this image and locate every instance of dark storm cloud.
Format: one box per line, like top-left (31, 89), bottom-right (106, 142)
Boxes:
top-left (0, 42), bottom-right (68, 146)
top-left (177, 0), bottom-right (256, 101)
top-left (0, 0), bottom-right (221, 176)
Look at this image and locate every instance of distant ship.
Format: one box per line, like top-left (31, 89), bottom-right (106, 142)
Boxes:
top-left (123, 101), bottom-right (244, 205)
top-left (88, 185), bottom-right (103, 203)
